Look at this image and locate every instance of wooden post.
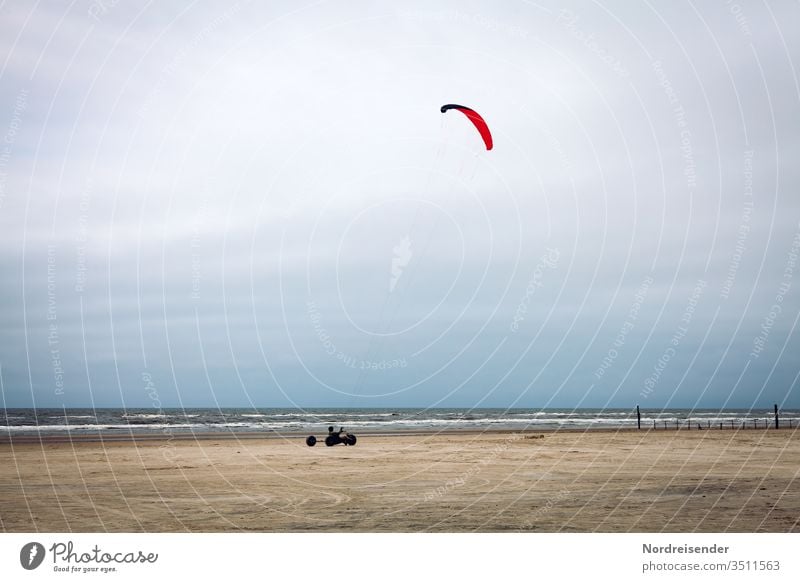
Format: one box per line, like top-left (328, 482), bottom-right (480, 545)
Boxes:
top-left (775, 404), bottom-right (779, 429)
top-left (637, 405), bottom-right (641, 430)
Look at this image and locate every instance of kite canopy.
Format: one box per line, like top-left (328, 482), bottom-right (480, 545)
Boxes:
top-left (440, 104), bottom-right (493, 150)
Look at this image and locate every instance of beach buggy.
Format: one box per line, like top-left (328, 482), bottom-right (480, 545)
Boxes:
top-left (306, 426), bottom-right (357, 447)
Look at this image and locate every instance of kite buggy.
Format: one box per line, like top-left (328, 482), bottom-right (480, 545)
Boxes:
top-left (306, 426), bottom-right (357, 447)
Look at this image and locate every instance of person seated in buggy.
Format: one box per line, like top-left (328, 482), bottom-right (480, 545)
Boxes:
top-left (306, 426), bottom-right (357, 447)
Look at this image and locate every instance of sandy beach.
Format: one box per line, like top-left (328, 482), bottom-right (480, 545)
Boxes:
top-left (1, 428), bottom-right (798, 532)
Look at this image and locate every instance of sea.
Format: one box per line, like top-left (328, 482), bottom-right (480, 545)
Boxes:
top-left (1, 407), bottom-right (798, 436)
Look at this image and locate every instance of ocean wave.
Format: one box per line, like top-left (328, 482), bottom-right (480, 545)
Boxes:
top-left (3, 408), bottom-right (796, 434)
top-left (0, 423), bottom-right (208, 432)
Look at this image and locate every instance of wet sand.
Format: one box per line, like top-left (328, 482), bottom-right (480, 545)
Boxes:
top-left (1, 428), bottom-right (798, 532)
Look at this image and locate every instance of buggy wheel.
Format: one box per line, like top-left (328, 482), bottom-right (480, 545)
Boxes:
top-left (325, 435), bottom-right (337, 446)
top-left (346, 434), bottom-right (357, 446)
top-left (306, 435), bottom-right (317, 447)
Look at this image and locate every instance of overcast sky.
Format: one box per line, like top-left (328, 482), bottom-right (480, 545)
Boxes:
top-left (1, 0), bottom-right (798, 409)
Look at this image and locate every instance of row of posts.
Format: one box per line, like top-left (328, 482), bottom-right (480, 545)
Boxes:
top-left (635, 404), bottom-right (794, 430)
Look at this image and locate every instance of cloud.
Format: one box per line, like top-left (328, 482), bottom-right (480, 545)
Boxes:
top-left (1, 0), bottom-right (798, 409)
